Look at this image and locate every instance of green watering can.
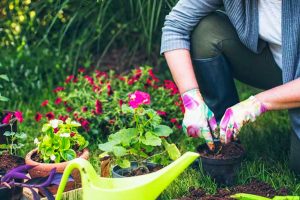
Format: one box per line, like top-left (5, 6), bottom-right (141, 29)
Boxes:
top-left (231, 193), bottom-right (300, 200)
top-left (55, 152), bottom-right (199, 200)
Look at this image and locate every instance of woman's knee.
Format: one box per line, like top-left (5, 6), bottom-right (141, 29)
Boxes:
top-left (191, 12), bottom-right (238, 59)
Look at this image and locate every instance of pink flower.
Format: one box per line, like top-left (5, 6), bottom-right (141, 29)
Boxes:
top-left (2, 113), bottom-right (13, 124)
top-left (128, 90), bottom-right (151, 108)
top-left (53, 87), bottom-right (64, 93)
top-left (65, 75), bottom-right (75, 83)
top-left (84, 75), bottom-right (94, 85)
top-left (41, 100), bottom-right (49, 107)
top-left (54, 98), bottom-right (62, 105)
top-left (170, 118), bottom-right (178, 124)
top-left (66, 107), bottom-right (73, 113)
top-left (107, 82), bottom-right (113, 96)
top-left (58, 115), bottom-right (68, 122)
top-left (148, 69), bottom-right (159, 82)
top-left (95, 70), bottom-right (108, 79)
top-left (54, 128), bottom-right (59, 133)
top-left (119, 100), bottom-right (123, 107)
top-left (14, 111), bottom-right (23, 123)
top-left (78, 118), bottom-right (90, 131)
top-left (156, 110), bottom-right (167, 116)
top-left (35, 112), bottom-right (42, 122)
top-left (70, 132), bottom-right (76, 137)
top-left (95, 100), bottom-right (103, 114)
top-left (45, 112), bottom-right (55, 120)
top-left (187, 126), bottom-right (199, 138)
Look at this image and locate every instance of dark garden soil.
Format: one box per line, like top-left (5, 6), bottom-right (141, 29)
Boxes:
top-left (0, 153), bottom-right (25, 172)
top-left (179, 180), bottom-right (289, 200)
top-left (31, 149), bottom-right (84, 163)
top-left (197, 142), bottom-right (245, 159)
top-left (122, 165), bottom-right (162, 177)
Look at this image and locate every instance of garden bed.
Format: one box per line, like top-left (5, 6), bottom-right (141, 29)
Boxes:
top-left (179, 180), bottom-right (288, 200)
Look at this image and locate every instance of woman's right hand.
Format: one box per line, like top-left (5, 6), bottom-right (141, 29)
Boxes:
top-left (182, 88), bottom-right (217, 150)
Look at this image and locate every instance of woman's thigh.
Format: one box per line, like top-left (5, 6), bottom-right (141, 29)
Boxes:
top-left (191, 12), bottom-right (283, 90)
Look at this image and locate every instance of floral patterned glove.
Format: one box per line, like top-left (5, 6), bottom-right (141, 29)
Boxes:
top-left (182, 89), bottom-right (217, 150)
top-left (220, 96), bottom-right (267, 143)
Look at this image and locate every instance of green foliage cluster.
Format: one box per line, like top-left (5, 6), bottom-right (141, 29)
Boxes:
top-left (35, 118), bottom-right (88, 163)
top-left (99, 104), bottom-right (181, 168)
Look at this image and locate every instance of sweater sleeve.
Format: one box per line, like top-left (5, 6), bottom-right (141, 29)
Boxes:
top-left (160, 0), bottom-right (223, 54)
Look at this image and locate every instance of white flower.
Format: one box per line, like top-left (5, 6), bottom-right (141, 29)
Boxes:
top-left (50, 154), bottom-right (56, 161)
top-left (34, 138), bottom-right (40, 145)
top-left (49, 119), bottom-right (63, 129)
top-left (70, 121), bottom-right (81, 127)
top-left (60, 133), bottom-right (70, 138)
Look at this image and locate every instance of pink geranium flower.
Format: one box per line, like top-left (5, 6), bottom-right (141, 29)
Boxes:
top-left (156, 110), bottom-right (167, 116)
top-left (2, 113), bottom-right (13, 124)
top-left (41, 100), bottom-right (49, 107)
top-left (95, 100), bottom-right (103, 114)
top-left (53, 87), bottom-right (64, 93)
top-left (45, 112), bottom-right (55, 120)
top-left (54, 98), bottom-right (62, 105)
top-left (14, 111), bottom-right (23, 123)
top-left (128, 90), bottom-right (151, 108)
top-left (35, 112), bottom-right (42, 122)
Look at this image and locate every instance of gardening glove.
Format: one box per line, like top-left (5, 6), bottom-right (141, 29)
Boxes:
top-left (182, 88), bottom-right (217, 150)
top-left (219, 96), bottom-right (267, 143)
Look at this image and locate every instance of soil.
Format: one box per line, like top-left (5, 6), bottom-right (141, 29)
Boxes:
top-left (122, 164), bottom-right (162, 177)
top-left (197, 142), bottom-right (244, 159)
top-left (179, 180), bottom-right (289, 200)
top-left (0, 153), bottom-right (25, 173)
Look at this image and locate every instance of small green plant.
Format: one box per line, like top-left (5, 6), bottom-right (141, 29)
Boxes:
top-left (99, 90), bottom-right (181, 169)
top-left (0, 74), bottom-right (9, 102)
top-left (0, 111), bottom-right (26, 155)
top-left (35, 118), bottom-right (89, 163)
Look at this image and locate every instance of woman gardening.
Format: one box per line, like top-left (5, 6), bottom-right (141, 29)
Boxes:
top-left (161, 0), bottom-right (300, 174)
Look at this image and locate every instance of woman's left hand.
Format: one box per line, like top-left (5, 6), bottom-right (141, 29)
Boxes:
top-left (219, 96), bottom-right (267, 143)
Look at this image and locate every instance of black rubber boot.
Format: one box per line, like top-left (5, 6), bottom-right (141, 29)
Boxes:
top-left (290, 130), bottom-right (300, 175)
top-left (193, 54), bottom-right (239, 122)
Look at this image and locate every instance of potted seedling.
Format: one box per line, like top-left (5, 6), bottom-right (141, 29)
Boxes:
top-left (0, 111), bottom-right (26, 200)
top-left (25, 118), bottom-right (89, 194)
top-left (196, 131), bottom-right (245, 186)
top-left (99, 91), bottom-right (181, 177)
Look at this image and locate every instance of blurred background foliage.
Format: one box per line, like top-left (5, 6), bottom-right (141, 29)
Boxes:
top-left (0, 0), bottom-right (178, 104)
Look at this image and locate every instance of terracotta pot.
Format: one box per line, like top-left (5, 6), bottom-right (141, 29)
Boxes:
top-left (25, 148), bottom-right (89, 194)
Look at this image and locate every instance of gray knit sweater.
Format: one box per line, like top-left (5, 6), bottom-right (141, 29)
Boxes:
top-left (161, 0), bottom-right (300, 138)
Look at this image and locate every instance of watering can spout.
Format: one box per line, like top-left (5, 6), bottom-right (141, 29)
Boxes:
top-left (147, 152), bottom-right (199, 198)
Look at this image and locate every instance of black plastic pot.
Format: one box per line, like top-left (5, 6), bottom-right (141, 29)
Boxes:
top-left (112, 161), bottom-right (159, 178)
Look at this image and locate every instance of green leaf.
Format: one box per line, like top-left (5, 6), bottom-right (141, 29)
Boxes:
top-left (112, 146), bottom-right (127, 157)
top-left (15, 132), bottom-right (27, 139)
top-left (98, 141), bottom-right (118, 152)
top-left (153, 125), bottom-right (173, 137)
top-left (116, 158), bottom-right (131, 168)
top-left (60, 138), bottom-right (70, 150)
top-left (166, 143), bottom-right (181, 161)
top-left (60, 149), bottom-right (76, 161)
top-left (109, 128), bottom-right (137, 146)
top-left (141, 132), bottom-right (161, 146)
top-left (0, 96), bottom-right (9, 102)
top-left (42, 124), bottom-right (51, 132)
top-left (4, 131), bottom-right (14, 137)
top-left (0, 74), bottom-right (9, 81)
top-left (121, 104), bottom-right (134, 114)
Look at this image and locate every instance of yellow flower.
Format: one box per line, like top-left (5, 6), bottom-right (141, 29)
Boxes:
top-left (9, 3), bottom-right (14, 10)
top-left (24, 0), bottom-right (31, 5)
top-left (29, 11), bottom-right (36, 19)
top-left (19, 15), bottom-right (25, 22)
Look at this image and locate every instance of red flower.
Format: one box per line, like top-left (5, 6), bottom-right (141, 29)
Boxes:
top-left (95, 100), bottom-right (103, 114)
top-left (14, 111), bottom-right (23, 123)
top-left (128, 90), bottom-right (151, 108)
top-left (54, 98), bottom-right (62, 105)
top-left (53, 87), bottom-right (64, 93)
top-left (78, 118), bottom-right (90, 131)
top-left (45, 112), bottom-right (55, 120)
top-left (93, 85), bottom-right (101, 93)
top-left (95, 70), bottom-right (108, 79)
top-left (156, 110), bottom-right (167, 116)
top-left (35, 112), bottom-right (42, 122)
top-left (127, 68), bottom-right (142, 85)
top-left (65, 75), bottom-right (75, 83)
top-left (81, 106), bottom-right (88, 112)
top-left (119, 99), bottom-right (123, 107)
top-left (109, 119), bottom-right (115, 124)
top-left (54, 128), bottom-right (59, 133)
top-left (41, 100), bottom-right (49, 107)
top-left (70, 132), bottom-right (76, 137)
top-left (78, 67), bottom-right (85, 73)
top-left (2, 113), bottom-right (13, 124)
top-left (84, 75), bottom-right (94, 85)
top-left (148, 69), bottom-right (159, 82)
top-left (164, 80), bottom-right (179, 95)
top-left (66, 107), bottom-right (72, 113)
top-left (107, 82), bottom-right (113, 96)
top-left (170, 118), bottom-right (178, 124)
top-left (58, 115), bottom-right (68, 122)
